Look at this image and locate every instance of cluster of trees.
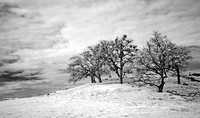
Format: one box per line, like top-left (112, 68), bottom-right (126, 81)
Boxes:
top-left (67, 32), bottom-right (192, 92)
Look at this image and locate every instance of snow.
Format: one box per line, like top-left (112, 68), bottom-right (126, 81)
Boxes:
top-left (0, 83), bottom-right (200, 118)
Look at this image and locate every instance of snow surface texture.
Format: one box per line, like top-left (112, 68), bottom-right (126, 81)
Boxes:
top-left (0, 83), bottom-right (200, 118)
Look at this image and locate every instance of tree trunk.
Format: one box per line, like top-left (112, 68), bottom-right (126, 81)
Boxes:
top-left (97, 73), bottom-right (102, 83)
top-left (158, 83), bottom-right (164, 92)
top-left (91, 77), bottom-right (93, 83)
top-left (119, 68), bottom-right (123, 84)
top-left (158, 77), bottom-right (165, 92)
top-left (99, 78), bottom-right (102, 83)
top-left (93, 78), bottom-right (96, 83)
top-left (119, 42), bottom-right (124, 84)
top-left (91, 76), bottom-right (96, 83)
top-left (175, 65), bottom-right (181, 84)
top-left (120, 76), bottom-right (123, 84)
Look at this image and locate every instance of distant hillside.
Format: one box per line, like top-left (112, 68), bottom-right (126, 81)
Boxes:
top-left (187, 46), bottom-right (200, 71)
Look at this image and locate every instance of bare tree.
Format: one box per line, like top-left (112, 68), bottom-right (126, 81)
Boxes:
top-left (82, 44), bottom-right (110, 83)
top-left (138, 32), bottom-right (172, 92)
top-left (169, 45), bottom-right (193, 84)
top-left (67, 44), bottom-right (110, 83)
top-left (99, 35), bottom-right (138, 84)
top-left (67, 55), bottom-right (95, 83)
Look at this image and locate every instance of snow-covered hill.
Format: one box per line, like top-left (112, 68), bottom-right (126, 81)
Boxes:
top-left (0, 83), bottom-right (200, 118)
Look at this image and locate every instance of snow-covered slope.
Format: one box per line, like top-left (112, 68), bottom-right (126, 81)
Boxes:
top-left (0, 83), bottom-right (200, 118)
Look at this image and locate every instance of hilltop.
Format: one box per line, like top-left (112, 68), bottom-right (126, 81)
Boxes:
top-left (0, 78), bottom-right (200, 118)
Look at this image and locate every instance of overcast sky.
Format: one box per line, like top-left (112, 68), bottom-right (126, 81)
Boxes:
top-left (0, 0), bottom-right (200, 80)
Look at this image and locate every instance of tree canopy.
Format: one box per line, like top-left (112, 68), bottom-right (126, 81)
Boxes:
top-left (67, 44), bottom-right (110, 83)
top-left (67, 32), bottom-right (193, 92)
top-left (169, 45), bottom-right (193, 84)
top-left (138, 32), bottom-right (173, 92)
top-left (99, 35), bottom-right (138, 83)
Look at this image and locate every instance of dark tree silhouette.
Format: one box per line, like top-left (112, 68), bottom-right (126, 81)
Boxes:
top-left (67, 44), bottom-right (110, 83)
top-left (67, 55), bottom-right (95, 83)
top-left (99, 35), bottom-right (138, 84)
top-left (138, 32), bottom-right (172, 92)
top-left (82, 44), bottom-right (110, 83)
top-left (169, 45), bottom-right (193, 84)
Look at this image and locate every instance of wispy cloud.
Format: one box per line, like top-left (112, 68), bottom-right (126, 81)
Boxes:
top-left (0, 0), bottom-right (199, 88)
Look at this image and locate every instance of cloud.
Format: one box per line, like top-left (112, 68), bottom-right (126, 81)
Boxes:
top-left (0, 0), bottom-right (199, 84)
top-left (0, 69), bottom-right (42, 83)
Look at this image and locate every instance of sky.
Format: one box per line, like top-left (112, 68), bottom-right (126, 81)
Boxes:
top-left (0, 0), bottom-right (200, 96)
